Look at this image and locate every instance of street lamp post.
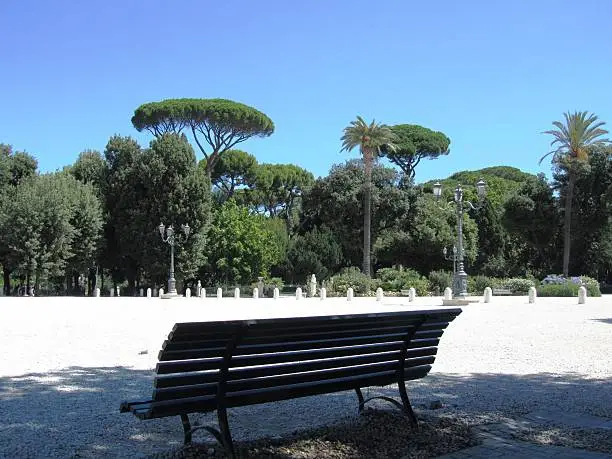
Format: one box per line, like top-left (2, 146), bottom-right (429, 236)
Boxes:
top-left (433, 179), bottom-right (486, 298)
top-left (158, 222), bottom-right (190, 297)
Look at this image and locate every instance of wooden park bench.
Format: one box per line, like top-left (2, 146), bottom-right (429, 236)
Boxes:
top-left (492, 288), bottom-right (512, 296)
top-left (120, 308), bottom-right (462, 457)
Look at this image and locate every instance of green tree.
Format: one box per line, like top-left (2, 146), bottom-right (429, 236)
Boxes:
top-left (131, 98), bottom-right (274, 179)
top-left (285, 226), bottom-right (344, 283)
top-left (204, 200), bottom-right (283, 285)
top-left (381, 124), bottom-right (450, 180)
top-left (209, 149), bottom-right (258, 202)
top-left (247, 163), bottom-right (314, 232)
top-left (71, 149), bottom-right (106, 199)
top-left (541, 111), bottom-right (610, 276)
top-left (340, 116), bottom-right (397, 276)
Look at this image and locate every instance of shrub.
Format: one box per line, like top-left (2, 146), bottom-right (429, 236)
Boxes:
top-left (376, 267), bottom-right (431, 296)
top-left (467, 275), bottom-right (496, 294)
top-left (578, 276), bottom-right (601, 296)
top-left (428, 270), bottom-right (452, 295)
top-left (328, 267), bottom-right (372, 295)
top-left (502, 278), bottom-right (535, 293)
top-left (537, 280), bottom-right (601, 297)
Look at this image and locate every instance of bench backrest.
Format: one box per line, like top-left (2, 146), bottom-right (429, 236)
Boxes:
top-left (149, 308), bottom-right (461, 417)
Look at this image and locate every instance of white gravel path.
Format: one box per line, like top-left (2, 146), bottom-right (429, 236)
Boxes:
top-left (0, 295), bottom-right (610, 458)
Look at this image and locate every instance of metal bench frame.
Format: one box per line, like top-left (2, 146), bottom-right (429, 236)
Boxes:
top-left (120, 308), bottom-right (461, 457)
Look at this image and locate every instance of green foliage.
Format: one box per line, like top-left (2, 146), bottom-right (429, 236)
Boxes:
top-left (467, 275), bottom-right (498, 294)
top-left (210, 149), bottom-right (258, 202)
top-left (501, 278), bottom-right (535, 293)
top-left (285, 226), bottom-right (344, 283)
top-left (376, 267), bottom-right (430, 296)
top-left (132, 98), bottom-right (274, 175)
top-left (205, 200), bottom-right (283, 285)
top-left (536, 281), bottom-right (601, 297)
top-left (328, 267), bottom-right (372, 295)
top-left (428, 270), bottom-right (453, 294)
top-left (380, 124), bottom-right (450, 180)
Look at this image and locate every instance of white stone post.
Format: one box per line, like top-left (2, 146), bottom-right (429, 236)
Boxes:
top-left (217, 287), bottom-right (223, 299)
top-left (484, 287), bottom-right (492, 303)
top-left (308, 274), bottom-right (317, 298)
top-left (146, 288), bottom-right (152, 298)
top-left (94, 288), bottom-right (100, 297)
top-left (159, 288), bottom-right (164, 297)
top-left (253, 288), bottom-right (259, 299)
top-left (444, 287), bottom-right (452, 300)
top-left (528, 286), bottom-right (536, 304)
top-left (347, 287), bottom-right (354, 301)
top-left (376, 287), bottom-right (383, 301)
top-left (109, 288), bottom-right (114, 297)
top-left (273, 287), bottom-right (279, 299)
top-left (295, 287), bottom-right (302, 300)
top-left (408, 287), bottom-right (416, 302)
top-left (200, 288), bottom-right (206, 299)
top-left (116, 286), bottom-right (120, 297)
top-left (197, 280), bottom-right (202, 297)
top-left (320, 287), bottom-right (326, 300)
top-left (234, 287), bottom-right (240, 299)
top-left (578, 286), bottom-right (587, 304)
top-left (185, 288), bottom-right (191, 298)
top-left (257, 277), bottom-right (264, 298)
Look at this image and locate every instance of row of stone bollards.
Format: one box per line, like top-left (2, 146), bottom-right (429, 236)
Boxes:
top-left (480, 285), bottom-right (588, 304)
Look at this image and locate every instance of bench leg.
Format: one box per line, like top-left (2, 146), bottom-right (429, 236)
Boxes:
top-left (398, 381), bottom-right (418, 426)
top-left (355, 387), bottom-right (365, 413)
top-left (180, 414), bottom-right (192, 444)
top-left (218, 406), bottom-right (235, 458)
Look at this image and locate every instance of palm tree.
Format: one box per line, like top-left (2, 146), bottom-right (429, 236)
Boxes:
top-left (541, 111), bottom-right (610, 276)
top-left (341, 116), bottom-right (397, 277)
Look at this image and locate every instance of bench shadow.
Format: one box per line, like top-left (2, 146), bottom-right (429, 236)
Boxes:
top-left (592, 318), bottom-right (612, 324)
top-left (1, 367), bottom-right (611, 458)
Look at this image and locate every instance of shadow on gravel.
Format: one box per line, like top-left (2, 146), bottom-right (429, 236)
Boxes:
top-left (592, 317), bottom-right (612, 324)
top-left (0, 367), bottom-right (611, 458)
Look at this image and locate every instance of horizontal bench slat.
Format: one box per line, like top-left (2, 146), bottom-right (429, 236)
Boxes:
top-left (148, 365), bottom-right (433, 418)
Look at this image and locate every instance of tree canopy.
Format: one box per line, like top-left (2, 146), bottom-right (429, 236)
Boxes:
top-left (380, 124), bottom-right (450, 180)
top-left (131, 98), bottom-right (274, 177)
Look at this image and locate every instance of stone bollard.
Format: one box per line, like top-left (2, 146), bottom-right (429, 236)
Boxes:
top-left (94, 288), bottom-right (100, 297)
top-left (444, 287), bottom-right (452, 300)
top-left (320, 287), bottom-right (327, 300)
top-left (234, 288), bottom-right (240, 299)
top-left (578, 286), bottom-right (587, 304)
top-left (159, 288), bottom-right (164, 297)
top-left (347, 287), bottom-right (354, 301)
top-left (295, 287), bottom-right (302, 300)
top-left (273, 287), bottom-right (279, 299)
top-left (186, 288), bottom-right (191, 298)
top-left (116, 286), bottom-right (120, 297)
top-left (484, 287), bottom-right (492, 303)
top-left (109, 288), bottom-right (114, 297)
top-left (146, 288), bottom-right (152, 298)
top-left (257, 277), bottom-right (264, 298)
top-left (253, 288), bottom-right (259, 299)
top-left (408, 287), bottom-right (416, 302)
top-left (200, 288), bottom-right (206, 299)
top-left (528, 286), bottom-right (536, 304)
top-left (139, 288), bottom-right (144, 297)
top-left (376, 287), bottom-right (383, 301)
top-left (308, 274), bottom-right (317, 298)
top-left (217, 287), bottom-right (223, 299)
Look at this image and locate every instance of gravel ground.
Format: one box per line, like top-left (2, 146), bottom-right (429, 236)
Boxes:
top-left (0, 295), bottom-right (610, 458)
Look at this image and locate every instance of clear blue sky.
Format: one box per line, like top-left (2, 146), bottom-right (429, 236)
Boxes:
top-left (2, 0), bottom-right (611, 183)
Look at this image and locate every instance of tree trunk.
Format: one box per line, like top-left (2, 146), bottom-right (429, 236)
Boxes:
top-left (363, 158), bottom-right (372, 277)
top-left (3, 268), bottom-right (10, 296)
top-left (563, 171), bottom-right (575, 277)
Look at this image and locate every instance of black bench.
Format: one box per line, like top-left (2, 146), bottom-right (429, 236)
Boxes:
top-left (120, 308), bottom-right (461, 457)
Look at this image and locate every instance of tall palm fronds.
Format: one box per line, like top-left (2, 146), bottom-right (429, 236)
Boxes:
top-left (541, 111), bottom-right (610, 276)
top-left (341, 116), bottom-right (397, 277)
